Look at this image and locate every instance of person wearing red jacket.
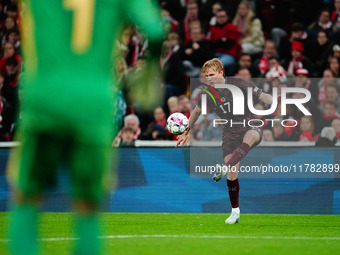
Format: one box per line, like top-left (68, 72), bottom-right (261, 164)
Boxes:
top-left (208, 9), bottom-right (241, 69)
top-left (322, 99), bottom-right (340, 127)
top-left (0, 42), bottom-right (21, 74)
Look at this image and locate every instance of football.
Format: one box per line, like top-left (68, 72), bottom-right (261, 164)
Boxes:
top-left (167, 112), bottom-right (189, 135)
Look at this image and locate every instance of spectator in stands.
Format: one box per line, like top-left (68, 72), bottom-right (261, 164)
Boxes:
top-left (235, 67), bottom-right (251, 80)
top-left (289, 90), bottom-right (324, 134)
top-left (332, 44), bottom-right (340, 58)
top-left (3, 3), bottom-right (18, 21)
top-left (262, 129), bottom-right (275, 142)
top-left (309, 30), bottom-right (333, 77)
top-left (167, 96), bottom-right (180, 114)
top-left (264, 57), bottom-right (287, 93)
top-left (331, 118), bottom-right (340, 140)
top-left (4, 28), bottom-right (20, 51)
top-left (307, 8), bottom-right (339, 43)
top-left (151, 124), bottom-right (169, 140)
top-left (115, 26), bottom-right (142, 68)
top-left (184, 19), bottom-right (204, 43)
top-left (232, 1), bottom-right (264, 55)
top-left (254, 40), bottom-right (277, 75)
top-left (0, 42), bottom-right (21, 74)
top-left (113, 113), bottom-right (141, 145)
top-left (315, 127), bottom-right (337, 147)
top-left (167, 32), bottom-right (181, 53)
top-left (206, 2), bottom-right (223, 29)
top-left (325, 83), bottom-right (340, 113)
top-left (123, 114), bottom-right (141, 139)
top-left (296, 116), bottom-right (318, 142)
top-left (160, 40), bottom-right (186, 98)
top-left (272, 121), bottom-right (289, 141)
top-left (141, 106), bottom-right (168, 140)
top-left (176, 1), bottom-right (200, 41)
top-left (115, 26), bottom-right (132, 58)
top-left (286, 41), bottom-right (312, 76)
top-left (0, 16), bottom-right (16, 45)
top-left (279, 23), bottom-right (310, 64)
top-left (322, 99), bottom-right (340, 127)
top-left (2, 57), bottom-right (19, 112)
top-left (328, 56), bottom-right (340, 77)
top-left (331, 0), bottom-right (340, 30)
top-left (294, 68), bottom-right (318, 103)
top-left (182, 23), bottom-right (214, 77)
top-left (178, 95), bottom-right (191, 118)
top-left (227, 53), bottom-right (260, 77)
top-left (208, 9), bottom-right (241, 68)
top-left (120, 126), bottom-right (136, 146)
top-left (317, 69), bottom-right (338, 105)
top-left (161, 6), bottom-right (179, 33)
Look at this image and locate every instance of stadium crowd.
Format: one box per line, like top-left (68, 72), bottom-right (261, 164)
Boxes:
top-left (1, 0), bottom-right (340, 145)
top-left (0, 0), bottom-right (19, 141)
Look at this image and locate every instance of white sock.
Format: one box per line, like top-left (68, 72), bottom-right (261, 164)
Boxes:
top-left (232, 207), bottom-right (240, 214)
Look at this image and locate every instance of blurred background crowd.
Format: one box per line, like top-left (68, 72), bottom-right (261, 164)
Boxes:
top-left (1, 0), bottom-right (340, 145)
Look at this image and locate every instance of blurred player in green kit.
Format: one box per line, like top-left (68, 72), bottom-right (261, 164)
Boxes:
top-left (7, 0), bottom-right (163, 254)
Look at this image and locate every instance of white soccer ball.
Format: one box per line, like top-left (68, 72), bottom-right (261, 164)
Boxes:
top-left (167, 112), bottom-right (189, 135)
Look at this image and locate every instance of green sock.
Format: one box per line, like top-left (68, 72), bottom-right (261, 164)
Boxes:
top-left (74, 214), bottom-right (101, 255)
top-left (9, 203), bottom-right (38, 255)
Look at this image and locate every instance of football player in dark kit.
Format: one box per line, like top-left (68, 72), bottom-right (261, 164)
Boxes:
top-left (176, 58), bottom-right (273, 224)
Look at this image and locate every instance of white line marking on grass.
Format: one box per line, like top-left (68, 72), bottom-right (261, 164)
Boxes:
top-left (100, 235), bottom-right (340, 240)
top-left (1, 235), bottom-right (340, 242)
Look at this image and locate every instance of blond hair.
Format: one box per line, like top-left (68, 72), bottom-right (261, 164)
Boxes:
top-left (201, 58), bottom-right (224, 74)
top-left (233, 1), bottom-right (256, 37)
top-left (167, 96), bottom-right (178, 105)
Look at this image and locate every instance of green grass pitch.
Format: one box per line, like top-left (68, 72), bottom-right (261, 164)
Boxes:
top-left (0, 212), bottom-right (339, 255)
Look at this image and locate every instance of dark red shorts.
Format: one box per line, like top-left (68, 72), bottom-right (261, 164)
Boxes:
top-left (222, 127), bottom-right (263, 159)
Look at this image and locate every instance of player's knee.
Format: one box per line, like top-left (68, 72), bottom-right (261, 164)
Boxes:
top-left (244, 131), bottom-right (260, 144)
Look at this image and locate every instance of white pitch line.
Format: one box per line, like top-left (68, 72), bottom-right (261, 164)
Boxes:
top-left (1, 235), bottom-right (340, 243)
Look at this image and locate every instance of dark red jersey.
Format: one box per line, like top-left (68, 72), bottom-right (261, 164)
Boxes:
top-left (197, 77), bottom-right (262, 133)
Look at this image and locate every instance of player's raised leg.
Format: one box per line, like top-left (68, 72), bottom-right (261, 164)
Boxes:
top-left (214, 129), bottom-right (260, 182)
top-left (225, 130), bottom-right (260, 168)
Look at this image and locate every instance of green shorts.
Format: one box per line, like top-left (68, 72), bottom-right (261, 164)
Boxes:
top-left (9, 107), bottom-right (114, 205)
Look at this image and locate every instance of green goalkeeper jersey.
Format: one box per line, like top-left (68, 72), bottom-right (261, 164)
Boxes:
top-left (21, 0), bottom-right (163, 128)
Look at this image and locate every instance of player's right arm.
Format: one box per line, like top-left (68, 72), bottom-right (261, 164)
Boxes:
top-left (176, 105), bottom-right (202, 147)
